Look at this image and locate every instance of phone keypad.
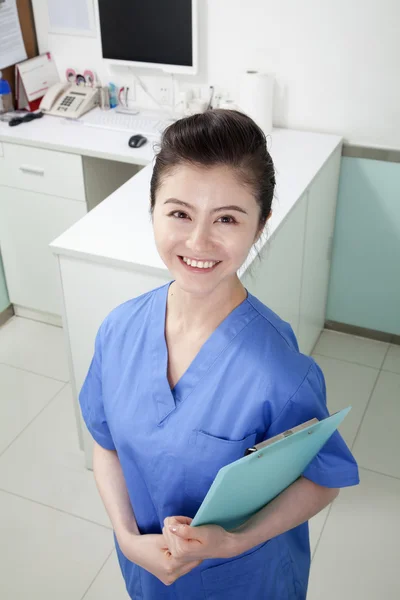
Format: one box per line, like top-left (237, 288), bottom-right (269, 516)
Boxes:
top-left (58, 96), bottom-right (75, 112)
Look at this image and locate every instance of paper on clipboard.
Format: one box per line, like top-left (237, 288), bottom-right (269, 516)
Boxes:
top-left (0, 0), bottom-right (27, 69)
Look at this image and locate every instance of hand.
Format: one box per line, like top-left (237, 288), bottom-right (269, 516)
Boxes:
top-left (118, 531), bottom-right (202, 586)
top-left (163, 516), bottom-right (235, 562)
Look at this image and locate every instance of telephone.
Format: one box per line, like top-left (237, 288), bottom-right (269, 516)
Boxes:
top-left (39, 83), bottom-right (99, 119)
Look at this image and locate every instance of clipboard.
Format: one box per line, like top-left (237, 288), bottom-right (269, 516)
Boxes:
top-left (190, 407), bottom-right (351, 530)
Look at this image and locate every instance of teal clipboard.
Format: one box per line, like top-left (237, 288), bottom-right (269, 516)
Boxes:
top-left (191, 407), bottom-right (351, 530)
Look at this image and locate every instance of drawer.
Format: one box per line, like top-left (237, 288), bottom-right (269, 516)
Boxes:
top-left (0, 142), bottom-right (85, 201)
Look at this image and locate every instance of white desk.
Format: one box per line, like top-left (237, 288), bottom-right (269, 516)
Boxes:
top-left (48, 126), bottom-right (342, 466)
top-left (0, 112), bottom-right (155, 164)
top-left (0, 114), bottom-right (154, 321)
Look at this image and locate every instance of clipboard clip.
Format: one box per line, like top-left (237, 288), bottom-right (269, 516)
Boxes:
top-left (243, 417), bottom-right (319, 457)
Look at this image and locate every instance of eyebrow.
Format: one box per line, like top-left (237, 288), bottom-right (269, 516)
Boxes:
top-left (163, 198), bottom-right (248, 215)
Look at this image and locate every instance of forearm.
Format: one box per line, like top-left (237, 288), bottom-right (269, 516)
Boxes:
top-left (228, 476), bottom-right (339, 556)
top-left (92, 441), bottom-right (140, 542)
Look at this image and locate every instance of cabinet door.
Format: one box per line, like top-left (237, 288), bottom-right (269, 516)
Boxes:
top-left (0, 187), bottom-right (86, 315)
top-left (241, 194), bottom-right (308, 338)
top-left (297, 148), bottom-right (341, 354)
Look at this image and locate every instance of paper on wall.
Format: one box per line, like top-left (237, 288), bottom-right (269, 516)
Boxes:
top-left (0, 0), bottom-right (27, 70)
top-left (47, 0), bottom-right (96, 36)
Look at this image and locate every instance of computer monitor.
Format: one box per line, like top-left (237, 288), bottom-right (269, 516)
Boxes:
top-left (98, 0), bottom-right (198, 75)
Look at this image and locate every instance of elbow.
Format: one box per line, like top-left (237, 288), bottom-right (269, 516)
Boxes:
top-left (325, 487), bottom-right (340, 504)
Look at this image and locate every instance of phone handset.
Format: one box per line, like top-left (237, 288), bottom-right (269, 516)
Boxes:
top-left (39, 83), bottom-right (70, 112)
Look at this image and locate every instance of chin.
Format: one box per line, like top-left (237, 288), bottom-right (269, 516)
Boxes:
top-left (173, 270), bottom-right (239, 299)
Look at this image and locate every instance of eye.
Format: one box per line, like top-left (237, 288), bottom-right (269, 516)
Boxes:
top-left (217, 215), bottom-right (237, 224)
top-left (169, 210), bottom-right (189, 220)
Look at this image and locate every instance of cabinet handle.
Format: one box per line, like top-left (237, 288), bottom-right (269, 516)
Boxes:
top-left (19, 165), bottom-right (45, 176)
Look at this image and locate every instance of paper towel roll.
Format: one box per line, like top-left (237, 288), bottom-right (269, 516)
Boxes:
top-left (238, 71), bottom-right (274, 134)
top-left (219, 100), bottom-right (239, 110)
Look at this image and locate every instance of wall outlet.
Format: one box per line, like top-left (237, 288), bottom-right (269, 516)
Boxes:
top-left (157, 81), bottom-right (173, 106)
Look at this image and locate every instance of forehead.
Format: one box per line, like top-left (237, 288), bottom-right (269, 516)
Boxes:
top-left (157, 164), bottom-right (257, 208)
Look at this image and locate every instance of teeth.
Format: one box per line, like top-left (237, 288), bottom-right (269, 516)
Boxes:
top-left (182, 257), bottom-right (219, 269)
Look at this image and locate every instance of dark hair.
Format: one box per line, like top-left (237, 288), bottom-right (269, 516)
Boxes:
top-left (150, 109), bottom-right (275, 230)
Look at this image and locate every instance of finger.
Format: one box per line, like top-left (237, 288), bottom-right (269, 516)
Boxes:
top-left (165, 516), bottom-right (193, 528)
top-left (162, 526), bottom-right (181, 559)
top-left (172, 516), bottom-right (193, 526)
top-left (163, 516), bottom-right (172, 530)
top-left (169, 523), bottom-right (199, 541)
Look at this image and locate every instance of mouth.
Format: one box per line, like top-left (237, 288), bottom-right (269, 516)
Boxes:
top-left (178, 256), bottom-right (221, 273)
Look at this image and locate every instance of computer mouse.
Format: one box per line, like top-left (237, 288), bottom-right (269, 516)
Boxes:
top-left (128, 134), bottom-right (148, 148)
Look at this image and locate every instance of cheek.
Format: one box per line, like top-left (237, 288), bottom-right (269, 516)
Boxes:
top-left (220, 229), bottom-right (256, 259)
top-left (153, 217), bottom-right (182, 252)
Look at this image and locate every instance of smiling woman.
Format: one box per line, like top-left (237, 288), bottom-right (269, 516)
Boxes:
top-left (150, 109), bottom-right (274, 299)
top-left (79, 109), bottom-right (359, 600)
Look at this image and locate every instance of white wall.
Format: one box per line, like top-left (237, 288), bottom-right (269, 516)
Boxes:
top-left (32, 0), bottom-right (400, 148)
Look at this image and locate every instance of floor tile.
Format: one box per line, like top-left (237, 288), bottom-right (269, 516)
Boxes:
top-left (382, 344), bottom-right (400, 374)
top-left (0, 384), bottom-right (111, 528)
top-left (311, 354), bottom-right (379, 447)
top-left (313, 330), bottom-right (388, 368)
top-left (0, 316), bottom-right (69, 381)
top-left (0, 490), bottom-right (114, 600)
top-left (352, 370), bottom-right (400, 478)
top-left (308, 468), bottom-right (400, 600)
top-left (84, 550), bottom-right (130, 600)
top-left (0, 363), bottom-right (65, 455)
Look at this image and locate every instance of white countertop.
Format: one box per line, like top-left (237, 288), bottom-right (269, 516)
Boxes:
top-left (0, 111), bottom-right (157, 165)
top-left (50, 127), bottom-right (342, 274)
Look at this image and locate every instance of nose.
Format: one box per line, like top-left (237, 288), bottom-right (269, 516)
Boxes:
top-left (186, 222), bottom-right (213, 256)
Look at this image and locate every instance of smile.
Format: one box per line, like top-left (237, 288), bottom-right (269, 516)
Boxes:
top-left (179, 256), bottom-right (221, 271)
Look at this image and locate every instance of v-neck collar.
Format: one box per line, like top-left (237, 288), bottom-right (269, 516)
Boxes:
top-left (150, 281), bottom-right (257, 425)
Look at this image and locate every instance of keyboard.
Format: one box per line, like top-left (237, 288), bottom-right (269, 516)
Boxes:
top-left (80, 108), bottom-right (174, 136)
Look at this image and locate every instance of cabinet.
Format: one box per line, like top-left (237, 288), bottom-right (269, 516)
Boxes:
top-left (242, 147), bottom-right (341, 355)
top-left (0, 187), bottom-right (86, 315)
top-left (0, 143), bottom-right (85, 201)
top-left (0, 141), bottom-right (140, 319)
top-left (297, 147), bottom-right (341, 352)
top-left (0, 141), bottom-right (86, 317)
top-left (242, 194), bottom-right (308, 338)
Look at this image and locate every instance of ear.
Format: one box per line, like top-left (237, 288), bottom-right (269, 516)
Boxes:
top-left (254, 211), bottom-right (272, 244)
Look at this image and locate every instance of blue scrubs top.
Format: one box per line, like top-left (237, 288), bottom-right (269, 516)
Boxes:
top-left (79, 282), bottom-right (359, 600)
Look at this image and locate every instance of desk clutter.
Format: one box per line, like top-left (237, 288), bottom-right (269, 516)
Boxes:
top-left (1, 53), bottom-right (275, 149)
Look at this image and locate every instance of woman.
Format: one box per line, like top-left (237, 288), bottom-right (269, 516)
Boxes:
top-left (79, 109), bottom-right (359, 599)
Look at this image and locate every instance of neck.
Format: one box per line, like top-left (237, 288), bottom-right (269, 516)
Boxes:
top-left (167, 276), bottom-right (247, 335)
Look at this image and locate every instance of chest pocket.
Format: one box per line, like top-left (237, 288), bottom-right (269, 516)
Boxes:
top-left (184, 429), bottom-right (257, 503)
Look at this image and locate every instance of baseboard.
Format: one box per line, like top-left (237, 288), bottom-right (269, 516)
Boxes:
top-left (325, 320), bottom-right (400, 346)
top-left (13, 305), bottom-right (63, 328)
top-left (0, 305), bottom-right (14, 327)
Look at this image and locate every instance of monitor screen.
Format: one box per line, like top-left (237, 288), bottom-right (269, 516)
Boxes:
top-left (98, 0), bottom-right (194, 70)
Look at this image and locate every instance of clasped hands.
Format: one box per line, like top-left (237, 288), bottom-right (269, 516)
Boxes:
top-left (162, 515), bottom-right (234, 563)
top-left (120, 516), bottom-right (235, 587)
top-left (160, 516), bottom-right (235, 585)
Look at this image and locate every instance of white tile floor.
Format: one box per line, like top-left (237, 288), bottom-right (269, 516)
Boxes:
top-left (1, 316), bottom-right (399, 599)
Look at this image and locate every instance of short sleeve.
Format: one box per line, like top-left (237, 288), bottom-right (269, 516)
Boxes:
top-left (79, 323), bottom-right (116, 451)
top-left (265, 360), bottom-right (360, 488)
